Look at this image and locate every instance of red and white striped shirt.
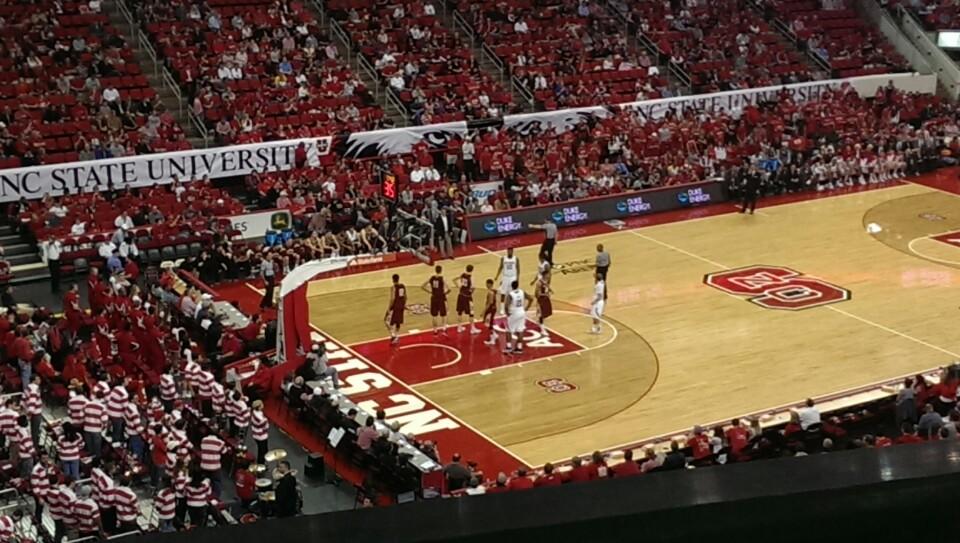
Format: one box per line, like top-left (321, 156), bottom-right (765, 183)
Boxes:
top-left (199, 435), bottom-right (226, 472)
top-left (74, 498), bottom-right (100, 532)
top-left (228, 398), bottom-right (250, 428)
top-left (93, 381), bottom-right (110, 399)
top-left (173, 471), bottom-right (189, 498)
top-left (24, 383), bottom-right (43, 416)
top-left (105, 386), bottom-right (129, 419)
top-left (0, 407), bottom-right (18, 438)
top-left (184, 362), bottom-right (201, 388)
top-left (31, 463), bottom-right (50, 502)
top-left (82, 399), bottom-right (107, 433)
top-left (91, 467), bottom-right (115, 509)
top-left (0, 515), bottom-right (14, 543)
top-left (211, 383), bottom-right (225, 413)
top-left (159, 374), bottom-right (177, 401)
top-left (57, 434), bottom-right (83, 462)
top-left (251, 410), bottom-right (268, 441)
top-left (154, 488), bottom-right (176, 520)
top-left (123, 403), bottom-right (143, 437)
top-left (68, 393), bottom-right (88, 426)
top-left (13, 426), bottom-right (35, 459)
top-left (196, 371), bottom-right (215, 400)
top-left (185, 479), bottom-right (212, 508)
top-left (111, 486), bottom-right (139, 523)
top-left (46, 485), bottom-right (65, 522)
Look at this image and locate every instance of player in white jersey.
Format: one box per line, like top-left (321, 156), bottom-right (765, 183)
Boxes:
top-left (530, 252), bottom-right (551, 287)
top-left (494, 247), bottom-right (520, 315)
top-left (590, 272), bottom-right (606, 334)
top-left (505, 280), bottom-right (533, 354)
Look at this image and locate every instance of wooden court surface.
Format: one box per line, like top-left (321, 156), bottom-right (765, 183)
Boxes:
top-left (307, 181), bottom-right (960, 466)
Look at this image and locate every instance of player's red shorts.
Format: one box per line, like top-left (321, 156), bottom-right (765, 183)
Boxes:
top-left (538, 296), bottom-right (552, 319)
top-left (431, 296), bottom-right (447, 317)
top-left (456, 294), bottom-right (473, 316)
top-left (482, 304), bottom-right (496, 324)
top-left (389, 305), bottom-right (404, 326)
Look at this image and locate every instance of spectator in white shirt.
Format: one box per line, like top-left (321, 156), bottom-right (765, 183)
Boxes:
top-left (389, 73), bottom-right (405, 91)
top-left (114, 212), bottom-right (134, 231)
top-left (98, 241), bottom-right (115, 260)
top-left (102, 86), bottom-right (120, 104)
top-left (119, 238), bottom-right (139, 259)
top-left (514, 19), bottom-right (529, 33)
top-left (70, 221), bottom-right (87, 236)
top-left (795, 398), bottom-right (821, 430)
top-left (423, 2), bottom-right (436, 15)
top-left (88, 0), bottom-right (102, 12)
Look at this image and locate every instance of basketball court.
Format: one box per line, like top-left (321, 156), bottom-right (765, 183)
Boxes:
top-left (300, 171), bottom-right (960, 475)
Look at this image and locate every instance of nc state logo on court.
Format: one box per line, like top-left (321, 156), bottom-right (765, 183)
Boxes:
top-left (406, 303), bottom-right (430, 315)
top-left (537, 378), bottom-right (577, 394)
top-left (704, 265), bottom-right (850, 310)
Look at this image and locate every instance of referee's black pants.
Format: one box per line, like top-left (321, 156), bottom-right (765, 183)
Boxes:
top-left (540, 238), bottom-right (556, 263)
top-left (48, 258), bottom-right (61, 293)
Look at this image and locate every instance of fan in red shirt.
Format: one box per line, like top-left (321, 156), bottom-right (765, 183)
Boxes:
top-left (614, 450), bottom-right (642, 477)
top-left (894, 422), bottom-right (924, 445)
top-left (564, 456), bottom-right (593, 483)
top-left (688, 425), bottom-right (714, 466)
top-left (725, 418), bottom-right (751, 460)
top-left (507, 468), bottom-right (534, 491)
top-left (534, 463), bottom-right (562, 488)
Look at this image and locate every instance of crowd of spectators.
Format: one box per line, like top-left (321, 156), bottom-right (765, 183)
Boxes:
top-left (616, 0), bottom-right (822, 93)
top-left (443, 365), bottom-right (960, 495)
top-left (0, 250), bottom-right (299, 538)
top-left (0, 0), bottom-right (188, 169)
top-left (133, 0), bottom-right (387, 144)
top-left (327, 0), bottom-right (516, 124)
top-left (457, 0), bottom-right (673, 109)
top-left (760, 0), bottom-right (910, 77)
top-left (893, 0), bottom-right (960, 30)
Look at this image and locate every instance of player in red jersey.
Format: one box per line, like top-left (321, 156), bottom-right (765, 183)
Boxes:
top-left (482, 279), bottom-right (499, 345)
top-left (384, 274), bottom-right (407, 345)
top-left (455, 265), bottom-right (480, 334)
top-left (421, 265), bottom-right (449, 335)
top-left (535, 269), bottom-right (553, 335)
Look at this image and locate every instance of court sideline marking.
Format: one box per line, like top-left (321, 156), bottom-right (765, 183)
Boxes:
top-left (907, 233), bottom-right (960, 268)
top-left (626, 230), bottom-right (960, 359)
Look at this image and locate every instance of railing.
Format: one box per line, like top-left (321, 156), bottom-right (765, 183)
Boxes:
top-left (386, 88), bottom-right (410, 126)
top-left (329, 17), bottom-right (352, 62)
top-left (857, 0), bottom-right (932, 75)
top-left (189, 107), bottom-right (210, 146)
top-left (898, 4), bottom-right (960, 98)
top-left (636, 32), bottom-right (693, 89)
top-left (357, 54), bottom-right (381, 98)
top-left (453, 10), bottom-right (477, 48)
top-left (768, 14), bottom-right (834, 75)
top-left (511, 75), bottom-right (536, 109)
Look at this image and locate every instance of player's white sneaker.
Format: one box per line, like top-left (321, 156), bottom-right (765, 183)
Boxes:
top-left (470, 327), bottom-right (481, 335)
top-left (457, 325), bottom-right (465, 333)
top-left (390, 336), bottom-right (399, 345)
top-left (540, 325), bottom-right (547, 335)
top-left (484, 334), bottom-right (498, 345)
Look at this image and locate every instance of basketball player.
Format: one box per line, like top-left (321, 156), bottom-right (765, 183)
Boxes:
top-left (494, 247), bottom-right (519, 315)
top-left (535, 269), bottom-right (553, 335)
top-left (482, 279), bottom-right (499, 345)
top-left (505, 280), bottom-right (533, 355)
top-left (422, 265), bottom-right (449, 335)
top-left (530, 251), bottom-right (551, 286)
top-left (456, 264), bottom-right (480, 334)
top-left (384, 274), bottom-right (406, 344)
top-left (595, 243), bottom-right (610, 300)
top-left (590, 271), bottom-right (605, 334)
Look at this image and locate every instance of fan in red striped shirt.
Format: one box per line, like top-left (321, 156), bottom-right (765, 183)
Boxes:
top-left (154, 479), bottom-right (177, 532)
top-left (67, 389), bottom-right (88, 427)
top-left (74, 486), bottom-right (103, 537)
top-left (250, 400), bottom-right (269, 464)
top-left (199, 431), bottom-right (227, 498)
top-left (30, 453), bottom-right (52, 518)
top-left (0, 398), bottom-right (19, 439)
top-left (124, 401), bottom-right (145, 461)
top-left (196, 370), bottom-right (215, 417)
top-left (12, 416), bottom-right (36, 477)
top-left (57, 422), bottom-right (84, 480)
top-left (185, 474), bottom-right (212, 528)
top-left (0, 514), bottom-right (14, 543)
top-left (111, 476), bottom-right (140, 532)
top-left (24, 375), bottom-right (43, 445)
top-left (82, 396), bottom-right (108, 459)
top-left (105, 382), bottom-right (130, 444)
top-left (227, 391), bottom-right (250, 437)
top-left (159, 373), bottom-right (178, 411)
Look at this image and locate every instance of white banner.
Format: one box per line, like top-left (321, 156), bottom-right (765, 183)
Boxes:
top-left (0, 72), bottom-right (935, 203)
top-left (470, 180), bottom-right (502, 203)
top-left (228, 209), bottom-right (294, 239)
top-left (0, 137), bottom-right (332, 203)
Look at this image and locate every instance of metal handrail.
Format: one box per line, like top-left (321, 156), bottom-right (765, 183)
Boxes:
top-left (481, 42), bottom-right (504, 73)
top-left (357, 54), bottom-right (381, 98)
top-left (137, 32), bottom-right (159, 78)
top-left (511, 75), bottom-right (535, 108)
top-left (453, 10), bottom-right (476, 47)
top-left (189, 108), bottom-right (209, 146)
top-left (161, 67), bottom-right (183, 116)
top-left (385, 88), bottom-right (409, 125)
top-left (329, 18), bottom-right (352, 62)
